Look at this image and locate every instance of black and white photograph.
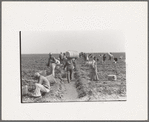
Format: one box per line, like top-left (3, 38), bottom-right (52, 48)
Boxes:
top-left (21, 30), bottom-right (126, 103)
top-left (2, 1), bottom-right (147, 120)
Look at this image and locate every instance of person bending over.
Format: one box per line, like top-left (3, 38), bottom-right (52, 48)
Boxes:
top-left (31, 73), bottom-right (50, 98)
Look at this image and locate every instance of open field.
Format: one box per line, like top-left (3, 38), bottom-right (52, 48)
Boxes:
top-left (21, 53), bottom-right (126, 103)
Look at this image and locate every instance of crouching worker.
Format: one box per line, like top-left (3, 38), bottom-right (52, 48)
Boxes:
top-left (31, 73), bottom-right (50, 98)
top-left (64, 58), bottom-right (76, 83)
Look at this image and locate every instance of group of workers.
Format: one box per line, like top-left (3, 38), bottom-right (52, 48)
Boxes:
top-left (47, 52), bottom-right (76, 82)
top-left (29, 52), bottom-right (77, 98)
top-left (28, 52), bottom-right (99, 98)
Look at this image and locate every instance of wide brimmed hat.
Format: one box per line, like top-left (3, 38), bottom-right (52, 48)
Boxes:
top-left (34, 72), bottom-right (40, 77)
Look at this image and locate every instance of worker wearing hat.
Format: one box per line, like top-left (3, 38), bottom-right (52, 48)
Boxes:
top-left (31, 72), bottom-right (50, 97)
top-left (90, 56), bottom-right (99, 81)
top-left (47, 53), bottom-right (56, 77)
top-left (59, 52), bottom-right (64, 64)
top-left (63, 57), bottom-right (76, 83)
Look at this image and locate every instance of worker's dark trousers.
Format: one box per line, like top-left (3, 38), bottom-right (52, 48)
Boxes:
top-left (60, 59), bottom-right (63, 64)
top-left (67, 68), bottom-right (73, 83)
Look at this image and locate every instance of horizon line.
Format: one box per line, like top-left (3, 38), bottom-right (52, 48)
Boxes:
top-left (21, 52), bottom-right (126, 55)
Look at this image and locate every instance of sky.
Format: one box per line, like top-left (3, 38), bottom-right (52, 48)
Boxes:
top-left (3, 2), bottom-right (146, 54)
top-left (16, 2), bottom-right (134, 54)
top-left (21, 30), bottom-right (125, 54)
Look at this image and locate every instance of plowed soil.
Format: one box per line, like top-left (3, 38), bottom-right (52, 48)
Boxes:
top-left (21, 53), bottom-right (126, 103)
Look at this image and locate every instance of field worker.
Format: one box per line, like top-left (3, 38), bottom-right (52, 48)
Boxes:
top-left (62, 53), bottom-right (67, 66)
top-left (92, 56), bottom-right (96, 65)
top-left (108, 52), bottom-right (116, 63)
top-left (59, 52), bottom-right (64, 64)
top-left (72, 58), bottom-right (76, 70)
top-left (98, 54), bottom-right (103, 64)
top-left (90, 56), bottom-right (99, 81)
top-left (82, 53), bottom-right (88, 62)
top-left (85, 53), bottom-right (89, 61)
top-left (79, 52), bottom-right (83, 58)
top-left (103, 54), bottom-right (106, 63)
top-left (88, 53), bottom-right (93, 59)
top-left (63, 53), bottom-right (67, 59)
top-left (55, 58), bottom-right (60, 65)
top-left (63, 58), bottom-right (76, 83)
top-left (108, 52), bottom-right (114, 60)
top-left (47, 53), bottom-right (56, 77)
top-left (31, 73), bottom-right (50, 98)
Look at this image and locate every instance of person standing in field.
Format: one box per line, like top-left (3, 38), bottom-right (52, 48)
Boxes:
top-left (30, 73), bottom-right (50, 98)
top-left (90, 56), bottom-right (99, 81)
top-left (103, 54), bottom-right (106, 63)
top-left (84, 53), bottom-right (89, 61)
top-left (47, 53), bottom-right (56, 77)
top-left (62, 53), bottom-right (67, 66)
top-left (63, 58), bottom-right (76, 83)
top-left (59, 52), bottom-right (64, 64)
top-left (63, 53), bottom-right (67, 59)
